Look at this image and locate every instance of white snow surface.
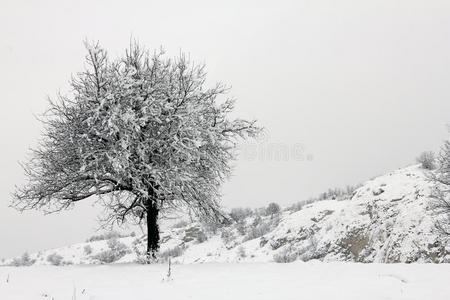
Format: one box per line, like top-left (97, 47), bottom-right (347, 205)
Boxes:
top-left (1, 262), bottom-right (450, 300)
top-left (3, 164), bottom-right (449, 266)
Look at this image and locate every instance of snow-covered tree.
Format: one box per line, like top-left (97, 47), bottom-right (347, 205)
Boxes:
top-left (13, 42), bottom-right (260, 258)
top-left (265, 202), bottom-right (280, 218)
top-left (430, 142), bottom-right (450, 234)
top-left (416, 151), bottom-right (436, 170)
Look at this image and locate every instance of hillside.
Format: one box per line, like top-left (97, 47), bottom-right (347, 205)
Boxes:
top-left (3, 164), bottom-right (449, 266)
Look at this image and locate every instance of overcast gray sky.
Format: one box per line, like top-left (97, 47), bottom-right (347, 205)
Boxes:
top-left (1, 0), bottom-right (450, 257)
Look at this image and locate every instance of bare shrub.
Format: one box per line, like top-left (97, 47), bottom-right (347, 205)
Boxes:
top-left (417, 151), bottom-right (436, 170)
top-left (202, 221), bottom-right (225, 234)
top-left (243, 222), bottom-right (271, 242)
top-left (86, 231), bottom-right (127, 242)
top-left (196, 231), bottom-right (208, 243)
top-left (286, 201), bottom-right (305, 212)
top-left (46, 253), bottom-right (64, 266)
top-left (132, 238), bottom-right (148, 264)
top-left (269, 214), bottom-right (282, 227)
top-left (11, 252), bottom-right (35, 267)
top-left (273, 246), bottom-right (297, 263)
top-left (236, 221), bottom-right (247, 235)
top-left (84, 245), bottom-right (93, 255)
top-left (229, 207), bottom-right (253, 222)
top-left (254, 207), bottom-right (266, 216)
top-left (298, 235), bottom-right (319, 261)
top-left (252, 215), bottom-right (262, 226)
top-left (183, 226), bottom-right (207, 243)
top-left (265, 202), bottom-right (281, 217)
top-left (221, 229), bottom-right (236, 244)
top-left (237, 246), bottom-right (246, 258)
top-left (107, 238), bottom-right (129, 253)
top-left (93, 238), bottom-right (129, 264)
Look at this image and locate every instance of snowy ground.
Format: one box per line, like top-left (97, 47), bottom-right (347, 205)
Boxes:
top-left (0, 262), bottom-right (449, 300)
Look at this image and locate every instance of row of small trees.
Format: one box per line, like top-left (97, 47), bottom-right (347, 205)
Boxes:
top-left (229, 202), bottom-right (281, 222)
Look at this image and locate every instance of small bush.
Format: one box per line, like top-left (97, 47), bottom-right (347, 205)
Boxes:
top-left (183, 226), bottom-right (205, 242)
top-left (131, 238), bottom-right (148, 264)
top-left (266, 202), bottom-right (281, 217)
top-left (202, 221), bottom-right (223, 234)
top-left (196, 231), bottom-right (208, 243)
top-left (84, 245), bottom-right (93, 255)
top-left (286, 201), bottom-right (305, 212)
top-left (221, 229), bottom-right (236, 244)
top-left (237, 246), bottom-right (246, 258)
top-left (229, 207), bottom-right (253, 222)
top-left (86, 231), bottom-right (127, 242)
top-left (107, 238), bottom-right (128, 252)
top-left (244, 222), bottom-right (271, 241)
top-left (273, 246), bottom-right (297, 263)
top-left (254, 207), bottom-right (266, 216)
top-left (93, 238), bottom-right (129, 264)
top-left (252, 215), bottom-right (262, 227)
top-left (46, 253), bottom-right (64, 266)
top-left (270, 214), bottom-right (282, 228)
top-left (11, 252), bottom-right (35, 267)
top-left (236, 221), bottom-right (247, 236)
top-left (417, 151), bottom-right (436, 170)
top-left (94, 250), bottom-right (118, 264)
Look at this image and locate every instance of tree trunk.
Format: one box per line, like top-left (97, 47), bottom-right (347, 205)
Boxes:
top-left (146, 199), bottom-right (160, 260)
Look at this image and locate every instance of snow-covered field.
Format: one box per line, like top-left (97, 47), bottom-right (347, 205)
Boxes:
top-left (1, 262), bottom-right (449, 300)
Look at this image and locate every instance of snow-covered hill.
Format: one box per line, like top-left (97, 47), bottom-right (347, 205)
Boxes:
top-left (4, 164), bottom-right (449, 265)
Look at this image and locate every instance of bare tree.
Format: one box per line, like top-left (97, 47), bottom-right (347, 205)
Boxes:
top-left (416, 151), bottom-right (436, 170)
top-left (429, 142), bottom-right (450, 234)
top-left (13, 41), bottom-right (260, 259)
top-left (266, 202), bottom-right (280, 218)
